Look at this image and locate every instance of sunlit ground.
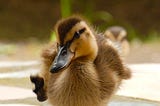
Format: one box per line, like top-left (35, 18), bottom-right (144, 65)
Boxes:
top-left (0, 40), bottom-right (160, 106)
top-left (0, 41), bottom-right (45, 61)
top-left (1, 40), bottom-right (160, 63)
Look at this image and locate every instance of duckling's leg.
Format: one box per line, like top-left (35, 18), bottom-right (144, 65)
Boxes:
top-left (30, 75), bottom-right (48, 102)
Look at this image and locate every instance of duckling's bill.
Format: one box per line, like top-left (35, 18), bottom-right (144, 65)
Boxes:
top-left (50, 43), bottom-right (74, 73)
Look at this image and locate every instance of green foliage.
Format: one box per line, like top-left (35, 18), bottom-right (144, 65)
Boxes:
top-left (144, 30), bottom-right (160, 43)
top-left (60, 0), bottom-right (72, 18)
top-left (50, 31), bottom-right (56, 42)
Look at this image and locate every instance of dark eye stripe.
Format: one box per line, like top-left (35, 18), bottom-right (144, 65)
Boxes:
top-left (79, 28), bottom-right (86, 34)
top-left (64, 28), bottom-right (86, 48)
top-left (74, 28), bottom-right (86, 39)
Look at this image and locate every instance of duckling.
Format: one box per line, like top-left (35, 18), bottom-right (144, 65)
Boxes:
top-left (104, 26), bottom-right (130, 57)
top-left (30, 16), bottom-right (131, 106)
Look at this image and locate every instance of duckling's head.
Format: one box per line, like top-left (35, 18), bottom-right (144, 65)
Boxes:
top-left (104, 26), bottom-right (127, 42)
top-left (50, 16), bottom-right (98, 73)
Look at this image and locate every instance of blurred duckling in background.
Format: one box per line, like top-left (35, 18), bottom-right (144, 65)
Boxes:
top-left (104, 26), bottom-right (130, 58)
top-left (30, 16), bottom-right (131, 106)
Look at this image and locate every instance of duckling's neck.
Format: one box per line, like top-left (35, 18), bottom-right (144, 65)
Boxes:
top-left (79, 38), bottom-right (98, 62)
top-left (74, 55), bottom-right (95, 63)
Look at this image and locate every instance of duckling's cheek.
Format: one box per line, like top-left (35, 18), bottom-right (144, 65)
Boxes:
top-left (70, 41), bottom-right (82, 59)
top-left (70, 42), bottom-right (78, 53)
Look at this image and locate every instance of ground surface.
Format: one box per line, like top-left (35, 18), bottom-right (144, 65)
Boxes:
top-left (0, 41), bottom-right (160, 106)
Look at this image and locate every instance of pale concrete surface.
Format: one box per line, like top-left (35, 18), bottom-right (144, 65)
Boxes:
top-left (0, 63), bottom-right (160, 106)
top-left (0, 69), bottom-right (39, 78)
top-left (0, 104), bottom-right (36, 106)
top-left (117, 64), bottom-right (160, 102)
top-left (0, 61), bottom-right (40, 68)
top-left (0, 86), bottom-right (35, 100)
top-left (109, 101), bottom-right (157, 106)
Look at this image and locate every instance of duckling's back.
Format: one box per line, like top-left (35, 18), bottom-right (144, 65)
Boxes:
top-left (94, 34), bottom-right (131, 102)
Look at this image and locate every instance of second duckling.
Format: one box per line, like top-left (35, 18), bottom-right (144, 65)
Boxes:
top-left (104, 26), bottom-right (130, 58)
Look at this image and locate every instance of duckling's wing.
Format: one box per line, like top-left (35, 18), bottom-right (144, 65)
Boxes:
top-left (41, 42), bottom-right (57, 62)
top-left (95, 34), bottom-right (131, 80)
top-left (40, 42), bottom-right (58, 78)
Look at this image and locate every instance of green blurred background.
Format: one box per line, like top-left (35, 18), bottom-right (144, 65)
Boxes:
top-left (0, 0), bottom-right (160, 42)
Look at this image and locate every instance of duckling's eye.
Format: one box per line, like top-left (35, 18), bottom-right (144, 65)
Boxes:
top-left (74, 31), bottom-right (80, 39)
top-left (74, 28), bottom-right (86, 39)
top-left (79, 28), bottom-right (86, 34)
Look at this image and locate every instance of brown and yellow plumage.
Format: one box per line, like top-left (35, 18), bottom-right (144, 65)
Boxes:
top-left (30, 16), bottom-right (131, 106)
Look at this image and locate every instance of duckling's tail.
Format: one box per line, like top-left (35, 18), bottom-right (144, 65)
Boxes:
top-left (120, 67), bottom-right (132, 79)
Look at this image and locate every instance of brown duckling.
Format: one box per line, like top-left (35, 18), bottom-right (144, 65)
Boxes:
top-left (30, 16), bottom-right (131, 106)
top-left (104, 26), bottom-right (130, 57)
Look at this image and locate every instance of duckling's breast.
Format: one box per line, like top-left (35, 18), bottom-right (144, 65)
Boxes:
top-left (47, 61), bottom-right (101, 106)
